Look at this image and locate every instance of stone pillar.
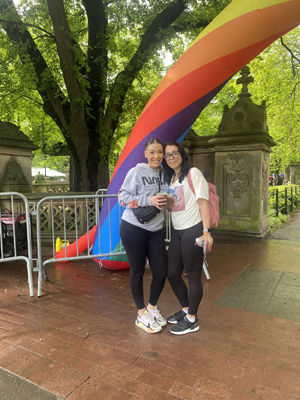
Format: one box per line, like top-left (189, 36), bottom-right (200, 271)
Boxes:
top-left (0, 121), bottom-right (39, 193)
top-left (211, 145), bottom-right (273, 240)
top-left (284, 166), bottom-right (290, 184)
top-left (290, 162), bottom-right (300, 185)
top-left (182, 131), bottom-right (215, 184)
top-left (209, 66), bottom-right (276, 241)
top-left (183, 67), bottom-right (276, 241)
top-left (32, 173), bottom-right (48, 193)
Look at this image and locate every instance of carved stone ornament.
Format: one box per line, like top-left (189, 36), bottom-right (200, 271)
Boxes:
top-left (2, 157), bottom-right (29, 185)
top-left (227, 152), bottom-right (250, 201)
top-left (218, 122), bottom-right (227, 131)
top-left (228, 169), bottom-right (249, 200)
top-left (261, 152), bottom-right (269, 200)
top-left (250, 119), bottom-right (263, 129)
top-left (234, 111), bottom-right (244, 121)
top-left (229, 152), bottom-right (246, 166)
top-left (236, 66), bottom-right (254, 98)
top-left (216, 66), bottom-right (270, 138)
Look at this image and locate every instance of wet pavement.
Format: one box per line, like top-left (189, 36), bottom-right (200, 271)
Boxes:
top-left (0, 210), bottom-right (300, 399)
top-left (216, 210), bottom-right (300, 321)
top-left (0, 368), bottom-right (63, 400)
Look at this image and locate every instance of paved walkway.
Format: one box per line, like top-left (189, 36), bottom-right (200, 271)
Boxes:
top-left (0, 368), bottom-right (63, 400)
top-left (0, 210), bottom-right (300, 400)
top-left (269, 208), bottom-right (300, 242)
top-left (216, 210), bottom-right (300, 322)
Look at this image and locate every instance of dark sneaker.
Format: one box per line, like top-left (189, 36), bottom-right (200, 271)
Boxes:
top-left (167, 309), bottom-right (186, 324)
top-left (169, 315), bottom-right (199, 335)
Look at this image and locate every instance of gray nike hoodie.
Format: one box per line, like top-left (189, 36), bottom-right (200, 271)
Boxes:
top-left (118, 163), bottom-right (169, 231)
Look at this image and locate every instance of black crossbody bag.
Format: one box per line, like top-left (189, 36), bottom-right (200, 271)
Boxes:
top-left (132, 171), bottom-right (162, 224)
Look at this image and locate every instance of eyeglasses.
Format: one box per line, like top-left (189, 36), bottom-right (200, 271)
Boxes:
top-left (164, 151), bottom-right (180, 160)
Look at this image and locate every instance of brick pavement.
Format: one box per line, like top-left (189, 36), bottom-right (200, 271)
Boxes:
top-left (0, 211), bottom-right (300, 399)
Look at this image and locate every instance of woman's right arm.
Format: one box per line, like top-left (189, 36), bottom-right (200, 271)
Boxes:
top-left (118, 170), bottom-right (152, 209)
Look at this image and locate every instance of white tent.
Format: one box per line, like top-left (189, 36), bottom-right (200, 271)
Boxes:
top-left (32, 167), bottom-right (65, 177)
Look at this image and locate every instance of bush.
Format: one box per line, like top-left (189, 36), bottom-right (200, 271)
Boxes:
top-left (268, 184), bottom-right (299, 233)
top-left (268, 213), bottom-right (290, 234)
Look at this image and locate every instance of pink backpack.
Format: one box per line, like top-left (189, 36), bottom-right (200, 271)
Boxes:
top-left (187, 169), bottom-right (219, 228)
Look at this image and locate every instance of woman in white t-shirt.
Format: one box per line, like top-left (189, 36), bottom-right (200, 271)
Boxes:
top-left (163, 141), bottom-right (213, 335)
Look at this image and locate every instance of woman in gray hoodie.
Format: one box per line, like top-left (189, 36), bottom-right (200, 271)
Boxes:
top-left (119, 138), bottom-right (169, 333)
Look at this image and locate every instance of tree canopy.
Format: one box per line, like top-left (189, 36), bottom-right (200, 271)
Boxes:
top-left (0, 0), bottom-right (231, 191)
top-left (194, 27), bottom-right (300, 174)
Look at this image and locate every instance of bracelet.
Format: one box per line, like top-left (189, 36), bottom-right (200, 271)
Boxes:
top-left (203, 228), bottom-right (211, 233)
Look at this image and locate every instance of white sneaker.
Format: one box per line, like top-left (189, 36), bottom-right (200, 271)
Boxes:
top-left (148, 306), bottom-right (167, 327)
top-left (136, 311), bottom-right (162, 333)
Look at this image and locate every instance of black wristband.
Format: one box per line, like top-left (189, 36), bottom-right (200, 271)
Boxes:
top-left (203, 228), bottom-right (211, 233)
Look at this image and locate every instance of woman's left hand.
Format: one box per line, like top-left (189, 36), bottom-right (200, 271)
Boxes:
top-left (198, 232), bottom-right (213, 251)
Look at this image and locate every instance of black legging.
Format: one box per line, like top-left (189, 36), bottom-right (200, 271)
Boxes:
top-left (120, 220), bottom-right (167, 310)
top-left (167, 222), bottom-right (204, 316)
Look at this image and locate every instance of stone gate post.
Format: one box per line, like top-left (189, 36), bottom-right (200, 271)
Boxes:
top-left (211, 67), bottom-right (276, 240)
top-left (183, 67), bottom-right (276, 241)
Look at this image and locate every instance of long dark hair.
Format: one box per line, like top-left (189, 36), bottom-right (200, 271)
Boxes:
top-left (162, 141), bottom-right (191, 185)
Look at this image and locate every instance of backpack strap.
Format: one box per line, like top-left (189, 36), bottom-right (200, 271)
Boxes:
top-left (187, 169), bottom-right (195, 194)
top-left (187, 168), bottom-right (219, 228)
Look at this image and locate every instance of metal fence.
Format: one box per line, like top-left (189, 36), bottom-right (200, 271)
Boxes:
top-left (34, 196), bottom-right (210, 281)
top-left (0, 192), bottom-right (35, 297)
top-left (34, 194), bottom-right (126, 285)
top-left (268, 186), bottom-right (299, 217)
top-left (1, 190), bottom-right (209, 297)
top-left (29, 194), bottom-right (99, 243)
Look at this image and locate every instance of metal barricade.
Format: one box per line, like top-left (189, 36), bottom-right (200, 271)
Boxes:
top-left (35, 192), bottom-right (210, 297)
top-left (0, 192), bottom-right (35, 297)
top-left (35, 194), bottom-right (126, 294)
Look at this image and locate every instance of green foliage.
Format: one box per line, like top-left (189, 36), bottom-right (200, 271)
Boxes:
top-left (193, 27), bottom-right (300, 171)
top-left (193, 77), bottom-right (239, 136)
top-left (31, 150), bottom-right (69, 173)
top-left (268, 184), bottom-right (300, 233)
top-left (249, 29), bottom-right (300, 173)
top-left (0, 8), bottom-right (66, 153)
top-left (268, 213), bottom-right (289, 234)
top-left (0, 0), bottom-right (232, 188)
top-left (269, 184), bottom-right (300, 213)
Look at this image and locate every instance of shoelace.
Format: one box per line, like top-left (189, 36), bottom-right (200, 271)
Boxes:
top-left (151, 309), bottom-right (161, 315)
top-left (178, 315), bottom-right (188, 326)
top-left (141, 311), bottom-right (155, 323)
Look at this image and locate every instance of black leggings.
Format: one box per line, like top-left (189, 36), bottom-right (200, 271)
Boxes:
top-left (167, 222), bottom-right (204, 316)
top-left (120, 220), bottom-right (167, 310)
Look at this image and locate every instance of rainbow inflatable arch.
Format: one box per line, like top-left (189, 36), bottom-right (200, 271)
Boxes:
top-left (92, 0), bottom-right (300, 269)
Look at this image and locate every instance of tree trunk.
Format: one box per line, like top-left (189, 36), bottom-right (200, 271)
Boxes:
top-left (1, 0), bottom-right (219, 194)
top-left (69, 129), bottom-right (110, 192)
top-left (69, 155), bottom-right (109, 191)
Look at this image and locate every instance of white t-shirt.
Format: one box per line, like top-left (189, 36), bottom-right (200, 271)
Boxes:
top-left (168, 167), bottom-right (209, 230)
